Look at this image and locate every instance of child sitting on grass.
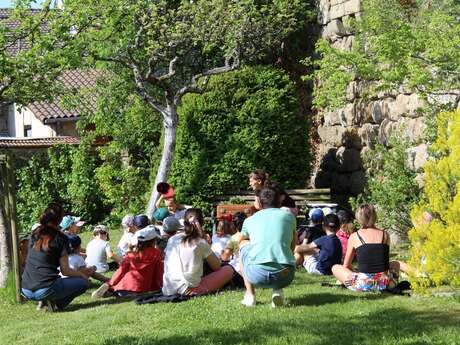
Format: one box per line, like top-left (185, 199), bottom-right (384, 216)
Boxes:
top-left (336, 210), bottom-right (355, 263)
top-left (117, 214), bottom-right (136, 257)
top-left (86, 225), bottom-right (122, 273)
top-left (211, 219), bottom-right (233, 259)
top-left (65, 235), bottom-right (109, 283)
top-left (295, 213), bottom-right (342, 276)
top-left (221, 212), bottom-right (247, 272)
top-left (92, 226), bottom-right (164, 298)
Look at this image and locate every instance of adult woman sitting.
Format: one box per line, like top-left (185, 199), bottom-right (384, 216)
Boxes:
top-left (248, 169), bottom-right (269, 211)
top-left (162, 208), bottom-right (233, 296)
top-left (332, 204), bottom-right (396, 292)
top-left (21, 205), bottom-right (89, 311)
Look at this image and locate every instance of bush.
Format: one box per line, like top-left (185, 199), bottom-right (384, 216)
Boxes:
top-left (351, 135), bottom-right (421, 239)
top-left (16, 144), bottom-right (105, 233)
top-left (409, 110), bottom-right (460, 291)
top-left (169, 66), bottom-right (311, 206)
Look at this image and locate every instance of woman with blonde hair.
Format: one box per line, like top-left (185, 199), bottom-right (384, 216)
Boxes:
top-left (332, 204), bottom-right (406, 292)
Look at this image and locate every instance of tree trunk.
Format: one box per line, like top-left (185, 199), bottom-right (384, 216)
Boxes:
top-left (146, 104), bottom-right (178, 218)
top-left (0, 206), bottom-right (10, 288)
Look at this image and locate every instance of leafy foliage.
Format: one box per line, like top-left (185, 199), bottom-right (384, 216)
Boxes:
top-left (310, 0), bottom-right (460, 112)
top-left (169, 66), bottom-right (310, 207)
top-left (16, 144), bottom-right (104, 233)
top-left (409, 110), bottom-right (460, 290)
top-left (350, 134), bottom-right (421, 238)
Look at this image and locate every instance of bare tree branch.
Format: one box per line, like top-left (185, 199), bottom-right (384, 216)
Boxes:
top-left (130, 61), bottom-right (168, 118)
top-left (158, 56), bottom-right (178, 81)
top-left (174, 49), bottom-right (240, 105)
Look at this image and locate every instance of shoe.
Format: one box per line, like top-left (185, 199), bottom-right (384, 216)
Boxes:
top-left (91, 283), bottom-right (110, 299)
top-left (240, 294), bottom-right (256, 307)
top-left (271, 289), bottom-right (284, 308)
top-left (36, 300), bottom-right (46, 311)
top-left (37, 300), bottom-right (57, 312)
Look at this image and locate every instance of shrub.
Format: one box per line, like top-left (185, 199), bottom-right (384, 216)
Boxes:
top-left (169, 66), bottom-right (311, 206)
top-left (350, 135), bottom-right (421, 239)
top-left (409, 110), bottom-right (460, 291)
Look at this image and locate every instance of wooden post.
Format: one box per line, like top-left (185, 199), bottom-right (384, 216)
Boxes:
top-left (5, 153), bottom-right (22, 303)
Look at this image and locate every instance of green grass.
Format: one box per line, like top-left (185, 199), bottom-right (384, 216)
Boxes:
top-left (1, 228), bottom-right (459, 345)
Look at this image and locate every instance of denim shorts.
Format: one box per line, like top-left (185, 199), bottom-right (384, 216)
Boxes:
top-left (240, 245), bottom-right (295, 290)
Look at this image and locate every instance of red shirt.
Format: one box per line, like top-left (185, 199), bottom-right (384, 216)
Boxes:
top-left (109, 247), bottom-right (163, 293)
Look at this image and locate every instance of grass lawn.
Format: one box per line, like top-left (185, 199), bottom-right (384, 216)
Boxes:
top-left (1, 228), bottom-right (459, 345)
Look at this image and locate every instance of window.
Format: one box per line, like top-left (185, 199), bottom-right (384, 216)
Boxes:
top-left (24, 125), bottom-right (32, 137)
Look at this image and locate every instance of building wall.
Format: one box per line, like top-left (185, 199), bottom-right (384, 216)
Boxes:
top-left (4, 104), bottom-right (78, 138)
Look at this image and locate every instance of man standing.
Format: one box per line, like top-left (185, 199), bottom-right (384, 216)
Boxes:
top-left (239, 186), bottom-right (296, 307)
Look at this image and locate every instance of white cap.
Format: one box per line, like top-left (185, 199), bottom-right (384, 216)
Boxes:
top-left (131, 225), bottom-right (160, 246)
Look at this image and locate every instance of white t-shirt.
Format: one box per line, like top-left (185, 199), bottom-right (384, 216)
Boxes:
top-left (68, 253), bottom-right (86, 270)
top-left (86, 238), bottom-right (111, 272)
top-left (211, 234), bottom-right (231, 258)
top-left (162, 233), bottom-right (212, 296)
top-left (117, 232), bottom-right (134, 256)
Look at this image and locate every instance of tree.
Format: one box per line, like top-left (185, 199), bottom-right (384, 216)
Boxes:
top-left (0, 3), bottom-right (80, 288)
top-left (311, 0), bottom-right (460, 112)
top-left (51, 0), bottom-right (313, 217)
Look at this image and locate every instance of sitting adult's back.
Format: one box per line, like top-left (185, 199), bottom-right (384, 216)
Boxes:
top-left (332, 204), bottom-right (391, 292)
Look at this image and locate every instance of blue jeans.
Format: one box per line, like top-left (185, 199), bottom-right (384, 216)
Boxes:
top-left (22, 277), bottom-right (88, 310)
top-left (240, 245), bottom-right (295, 290)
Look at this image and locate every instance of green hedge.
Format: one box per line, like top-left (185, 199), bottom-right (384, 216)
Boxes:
top-left (170, 65), bottom-right (311, 207)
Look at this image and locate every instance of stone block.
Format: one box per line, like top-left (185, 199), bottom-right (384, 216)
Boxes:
top-left (406, 143), bottom-right (429, 172)
top-left (330, 3), bottom-right (345, 20)
top-left (346, 81), bottom-right (357, 101)
top-left (358, 123), bottom-right (380, 148)
top-left (319, 146), bottom-right (339, 171)
top-left (336, 146), bottom-right (363, 172)
top-left (378, 118), bottom-right (398, 146)
top-left (345, 0), bottom-right (362, 14)
top-left (403, 117), bottom-right (426, 144)
top-left (323, 19), bottom-right (348, 41)
top-left (318, 125), bottom-right (347, 147)
top-left (406, 93), bottom-right (425, 117)
top-left (342, 127), bottom-right (362, 149)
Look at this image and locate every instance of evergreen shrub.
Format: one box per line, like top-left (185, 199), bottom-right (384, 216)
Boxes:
top-left (170, 66), bottom-right (311, 207)
top-left (409, 110), bottom-right (460, 291)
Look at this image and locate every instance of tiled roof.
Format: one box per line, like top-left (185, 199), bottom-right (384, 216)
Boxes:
top-left (0, 136), bottom-right (109, 149)
top-left (28, 69), bottom-right (103, 122)
top-left (0, 136), bottom-right (80, 149)
top-left (0, 8), bottom-right (44, 55)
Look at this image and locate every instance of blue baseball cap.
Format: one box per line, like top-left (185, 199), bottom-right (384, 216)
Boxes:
top-left (309, 208), bottom-right (324, 222)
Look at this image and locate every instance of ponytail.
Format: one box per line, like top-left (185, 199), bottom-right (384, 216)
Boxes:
top-left (181, 208), bottom-right (205, 245)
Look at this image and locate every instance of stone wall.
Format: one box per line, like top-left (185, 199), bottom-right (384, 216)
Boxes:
top-left (312, 0), bottom-right (428, 201)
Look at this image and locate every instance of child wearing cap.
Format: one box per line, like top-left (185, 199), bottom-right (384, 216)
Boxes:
top-left (294, 208), bottom-right (326, 266)
top-left (117, 215), bottom-right (136, 257)
top-left (294, 213), bottom-right (343, 275)
top-left (92, 226), bottom-right (164, 298)
top-left (86, 225), bottom-right (122, 273)
top-left (65, 235), bottom-right (109, 283)
top-left (156, 216), bottom-right (183, 253)
top-left (60, 215), bottom-right (86, 234)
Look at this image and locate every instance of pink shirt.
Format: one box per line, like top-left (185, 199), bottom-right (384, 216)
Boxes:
top-left (336, 229), bottom-right (350, 262)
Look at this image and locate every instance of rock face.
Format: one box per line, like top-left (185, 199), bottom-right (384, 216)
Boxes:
top-left (312, 0), bottom-right (429, 198)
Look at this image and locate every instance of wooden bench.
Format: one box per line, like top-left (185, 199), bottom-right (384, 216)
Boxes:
top-left (211, 188), bottom-right (336, 232)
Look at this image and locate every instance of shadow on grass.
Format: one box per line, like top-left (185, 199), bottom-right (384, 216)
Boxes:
top-left (288, 292), bottom-right (387, 306)
top-left (89, 306), bottom-right (460, 345)
top-left (65, 297), bottom-right (130, 312)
